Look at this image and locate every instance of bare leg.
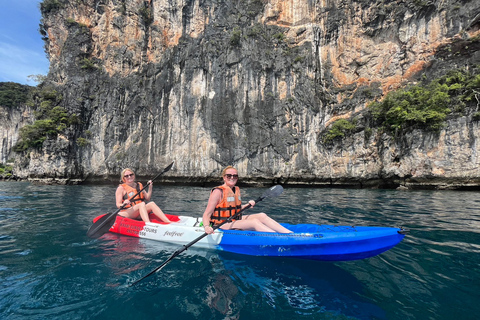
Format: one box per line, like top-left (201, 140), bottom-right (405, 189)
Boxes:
top-left (243, 213), bottom-right (292, 233)
top-left (118, 207), bottom-right (140, 219)
top-left (132, 202), bottom-right (151, 222)
top-left (221, 213), bottom-right (292, 233)
top-left (146, 202), bottom-right (171, 223)
top-left (222, 219), bottom-right (277, 232)
top-left (246, 212), bottom-right (292, 233)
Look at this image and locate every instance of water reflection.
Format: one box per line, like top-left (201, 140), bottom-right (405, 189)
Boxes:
top-left (127, 242), bottom-right (386, 320)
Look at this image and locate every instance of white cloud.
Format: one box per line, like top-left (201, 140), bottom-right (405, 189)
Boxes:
top-left (0, 41), bottom-right (49, 85)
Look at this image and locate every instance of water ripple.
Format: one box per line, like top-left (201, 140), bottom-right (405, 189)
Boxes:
top-left (1, 182), bottom-right (479, 320)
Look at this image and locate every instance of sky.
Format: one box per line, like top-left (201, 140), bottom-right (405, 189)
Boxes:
top-left (0, 0), bottom-right (50, 85)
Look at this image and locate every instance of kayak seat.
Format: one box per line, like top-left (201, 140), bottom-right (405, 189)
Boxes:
top-left (149, 213), bottom-right (181, 224)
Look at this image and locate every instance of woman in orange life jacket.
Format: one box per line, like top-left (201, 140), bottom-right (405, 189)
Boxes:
top-left (202, 166), bottom-right (292, 234)
top-left (116, 168), bottom-right (171, 223)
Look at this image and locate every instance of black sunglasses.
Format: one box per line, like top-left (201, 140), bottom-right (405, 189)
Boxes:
top-left (124, 173), bottom-right (134, 178)
top-left (225, 174), bottom-right (238, 179)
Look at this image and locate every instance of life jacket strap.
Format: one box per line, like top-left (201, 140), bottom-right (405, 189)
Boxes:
top-left (122, 183), bottom-right (144, 207)
top-left (212, 205), bottom-right (243, 223)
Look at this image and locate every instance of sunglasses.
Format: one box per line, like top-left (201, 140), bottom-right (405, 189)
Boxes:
top-left (225, 174), bottom-right (238, 179)
top-left (124, 173), bottom-right (134, 178)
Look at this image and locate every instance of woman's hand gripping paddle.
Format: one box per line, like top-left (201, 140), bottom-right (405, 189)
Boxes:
top-left (130, 185), bottom-right (284, 286)
top-left (86, 162), bottom-right (174, 238)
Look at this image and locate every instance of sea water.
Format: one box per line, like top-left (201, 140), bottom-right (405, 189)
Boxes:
top-left (0, 181), bottom-right (479, 319)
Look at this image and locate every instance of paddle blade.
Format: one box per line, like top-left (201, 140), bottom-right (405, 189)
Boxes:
top-left (267, 185), bottom-right (284, 198)
top-left (258, 185), bottom-right (284, 202)
top-left (163, 161), bottom-right (174, 173)
top-left (150, 161), bottom-right (174, 181)
top-left (86, 211), bottom-right (117, 238)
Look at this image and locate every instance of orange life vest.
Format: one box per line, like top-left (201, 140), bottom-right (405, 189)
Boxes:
top-left (121, 182), bottom-right (145, 208)
top-left (210, 185), bottom-right (242, 226)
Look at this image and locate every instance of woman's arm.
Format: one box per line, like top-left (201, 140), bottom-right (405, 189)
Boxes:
top-left (241, 200), bottom-right (255, 210)
top-left (202, 189), bottom-right (222, 233)
top-left (115, 186), bottom-right (126, 208)
top-left (144, 180), bottom-right (153, 201)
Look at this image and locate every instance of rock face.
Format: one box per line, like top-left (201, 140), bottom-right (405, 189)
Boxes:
top-left (0, 105), bottom-right (33, 163)
top-left (3, 0), bottom-right (480, 188)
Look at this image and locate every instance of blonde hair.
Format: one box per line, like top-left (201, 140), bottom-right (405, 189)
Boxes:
top-left (221, 166), bottom-right (237, 177)
top-left (120, 168), bottom-right (135, 183)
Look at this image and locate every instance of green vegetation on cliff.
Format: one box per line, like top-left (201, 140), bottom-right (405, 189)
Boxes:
top-left (323, 119), bottom-right (357, 144)
top-left (324, 66), bottom-right (480, 143)
top-left (40, 0), bottom-right (64, 14)
top-left (0, 82), bottom-right (32, 108)
top-left (370, 67), bottom-right (480, 132)
top-left (0, 162), bottom-right (13, 178)
top-left (14, 87), bottom-right (79, 151)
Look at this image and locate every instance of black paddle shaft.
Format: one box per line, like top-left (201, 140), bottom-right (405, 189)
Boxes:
top-left (130, 185), bottom-right (284, 286)
top-left (86, 162), bottom-right (174, 238)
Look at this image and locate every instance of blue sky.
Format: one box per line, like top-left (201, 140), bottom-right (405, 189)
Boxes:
top-left (0, 0), bottom-right (50, 85)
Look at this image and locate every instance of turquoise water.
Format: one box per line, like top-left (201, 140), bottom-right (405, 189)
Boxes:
top-left (0, 181), bottom-right (479, 319)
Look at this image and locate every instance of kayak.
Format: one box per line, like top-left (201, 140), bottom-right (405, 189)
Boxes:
top-left (93, 213), bottom-right (407, 261)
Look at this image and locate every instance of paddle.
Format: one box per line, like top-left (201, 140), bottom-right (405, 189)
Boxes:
top-left (86, 162), bottom-right (174, 238)
top-left (130, 184), bottom-right (284, 286)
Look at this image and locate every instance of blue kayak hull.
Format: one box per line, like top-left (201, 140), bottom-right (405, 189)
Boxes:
top-left (218, 224), bottom-right (406, 261)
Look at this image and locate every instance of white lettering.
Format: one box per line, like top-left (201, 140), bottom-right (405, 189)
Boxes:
top-left (144, 227), bottom-right (157, 234)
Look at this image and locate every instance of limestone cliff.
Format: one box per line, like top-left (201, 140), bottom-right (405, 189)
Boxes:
top-left (3, 0), bottom-right (480, 188)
